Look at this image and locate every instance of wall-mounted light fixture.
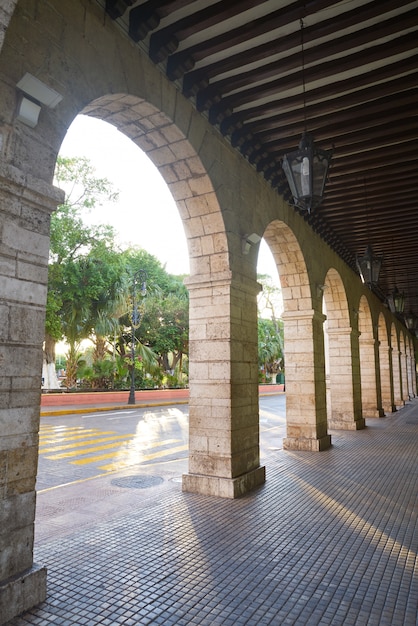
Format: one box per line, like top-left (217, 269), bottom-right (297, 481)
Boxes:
top-left (242, 232), bottom-right (261, 255)
top-left (16, 72), bottom-right (63, 127)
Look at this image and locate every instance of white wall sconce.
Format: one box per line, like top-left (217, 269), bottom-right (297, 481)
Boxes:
top-left (16, 72), bottom-right (63, 127)
top-left (242, 232), bottom-right (261, 255)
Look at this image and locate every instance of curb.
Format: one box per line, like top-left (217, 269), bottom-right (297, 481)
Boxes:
top-left (40, 400), bottom-right (189, 417)
top-left (40, 392), bottom-right (284, 417)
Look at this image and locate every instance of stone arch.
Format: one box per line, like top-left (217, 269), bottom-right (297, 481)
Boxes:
top-left (263, 220), bottom-right (330, 451)
top-left (358, 295), bottom-right (382, 417)
top-left (378, 313), bottom-right (392, 414)
top-left (81, 96), bottom-right (229, 280)
top-left (391, 324), bottom-right (403, 409)
top-left (322, 268), bottom-right (364, 430)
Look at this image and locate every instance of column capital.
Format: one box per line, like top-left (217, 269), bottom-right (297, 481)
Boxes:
top-left (0, 163), bottom-right (64, 214)
top-left (185, 270), bottom-right (262, 296)
top-left (282, 309), bottom-right (326, 324)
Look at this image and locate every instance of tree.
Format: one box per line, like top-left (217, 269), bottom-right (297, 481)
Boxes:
top-left (257, 275), bottom-right (284, 382)
top-left (115, 249), bottom-right (189, 387)
top-left (44, 156), bottom-right (119, 388)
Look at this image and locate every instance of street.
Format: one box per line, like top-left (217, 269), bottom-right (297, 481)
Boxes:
top-left (34, 394), bottom-right (286, 545)
top-left (37, 394), bottom-right (286, 491)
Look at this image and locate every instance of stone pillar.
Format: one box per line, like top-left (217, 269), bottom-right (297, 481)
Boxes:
top-left (0, 165), bottom-right (62, 623)
top-left (327, 326), bottom-right (365, 430)
top-left (379, 343), bottom-right (392, 414)
top-left (400, 346), bottom-right (408, 403)
top-left (282, 309), bottom-right (331, 451)
top-left (182, 272), bottom-right (265, 498)
top-left (391, 345), bottom-right (403, 409)
top-left (406, 352), bottom-right (414, 399)
top-left (359, 337), bottom-right (384, 418)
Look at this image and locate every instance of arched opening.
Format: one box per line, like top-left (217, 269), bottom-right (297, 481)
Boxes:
top-left (81, 95), bottom-right (229, 280)
top-left (322, 268), bottom-right (364, 430)
top-left (47, 96), bottom-right (266, 500)
top-left (263, 220), bottom-right (330, 451)
top-left (378, 313), bottom-right (392, 414)
top-left (358, 296), bottom-right (382, 417)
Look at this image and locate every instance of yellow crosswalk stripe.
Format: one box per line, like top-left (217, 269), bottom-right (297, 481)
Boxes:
top-left (40, 426), bottom-right (86, 433)
top-left (71, 439), bottom-right (184, 466)
top-left (39, 434), bottom-right (135, 453)
top-left (99, 444), bottom-right (188, 471)
top-left (40, 430), bottom-right (116, 444)
top-left (44, 439), bottom-right (133, 460)
top-left (39, 428), bottom-right (112, 444)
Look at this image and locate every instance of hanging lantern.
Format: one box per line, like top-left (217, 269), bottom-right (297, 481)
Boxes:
top-left (404, 310), bottom-right (418, 331)
top-left (356, 245), bottom-right (383, 287)
top-left (387, 287), bottom-right (405, 314)
top-left (282, 132), bottom-right (332, 213)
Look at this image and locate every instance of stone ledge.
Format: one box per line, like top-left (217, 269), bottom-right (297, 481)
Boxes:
top-left (0, 563), bottom-right (46, 625)
top-left (182, 465), bottom-right (266, 498)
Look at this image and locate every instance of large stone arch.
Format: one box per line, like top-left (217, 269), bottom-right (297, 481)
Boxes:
top-left (358, 295), bottom-right (383, 417)
top-left (323, 267), bottom-right (364, 430)
top-left (81, 96), bottom-right (229, 279)
top-left (263, 220), bottom-right (331, 451)
top-left (378, 313), bottom-right (392, 414)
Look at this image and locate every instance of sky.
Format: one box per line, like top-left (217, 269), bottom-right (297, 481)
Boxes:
top-left (59, 115), bottom-right (279, 279)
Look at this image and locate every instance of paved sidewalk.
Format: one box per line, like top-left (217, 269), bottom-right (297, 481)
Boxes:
top-left (7, 401), bottom-right (418, 625)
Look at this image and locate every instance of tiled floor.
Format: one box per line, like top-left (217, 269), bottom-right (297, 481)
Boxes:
top-left (7, 401), bottom-right (418, 625)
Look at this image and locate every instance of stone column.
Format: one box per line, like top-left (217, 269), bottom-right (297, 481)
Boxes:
top-left (327, 326), bottom-right (365, 430)
top-left (182, 272), bottom-right (265, 498)
top-left (0, 165), bottom-right (62, 623)
top-left (400, 346), bottom-right (408, 403)
top-left (282, 309), bottom-right (331, 451)
top-left (359, 337), bottom-right (384, 418)
top-left (379, 343), bottom-right (392, 414)
top-left (391, 345), bottom-right (403, 409)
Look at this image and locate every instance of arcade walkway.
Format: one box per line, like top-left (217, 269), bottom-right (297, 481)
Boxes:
top-left (7, 401), bottom-right (418, 625)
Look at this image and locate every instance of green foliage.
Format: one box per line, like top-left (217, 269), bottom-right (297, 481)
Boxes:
top-left (45, 156), bottom-right (190, 390)
top-left (257, 275), bottom-right (284, 382)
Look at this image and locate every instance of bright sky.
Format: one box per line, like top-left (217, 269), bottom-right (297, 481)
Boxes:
top-left (60, 114), bottom-right (279, 279)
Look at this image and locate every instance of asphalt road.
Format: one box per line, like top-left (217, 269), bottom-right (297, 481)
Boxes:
top-left (37, 394), bottom-right (286, 492)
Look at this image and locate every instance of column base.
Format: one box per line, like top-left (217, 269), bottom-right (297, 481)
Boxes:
top-left (283, 434), bottom-right (331, 451)
top-left (0, 564), bottom-right (46, 625)
top-left (363, 408), bottom-right (385, 418)
top-left (328, 418), bottom-right (366, 430)
top-left (182, 465), bottom-right (266, 498)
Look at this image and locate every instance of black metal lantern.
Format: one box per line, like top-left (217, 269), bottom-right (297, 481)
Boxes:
top-left (404, 310), bottom-right (418, 331)
top-left (387, 287), bottom-right (405, 314)
top-left (356, 245), bottom-right (383, 287)
top-left (282, 132), bottom-right (332, 213)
